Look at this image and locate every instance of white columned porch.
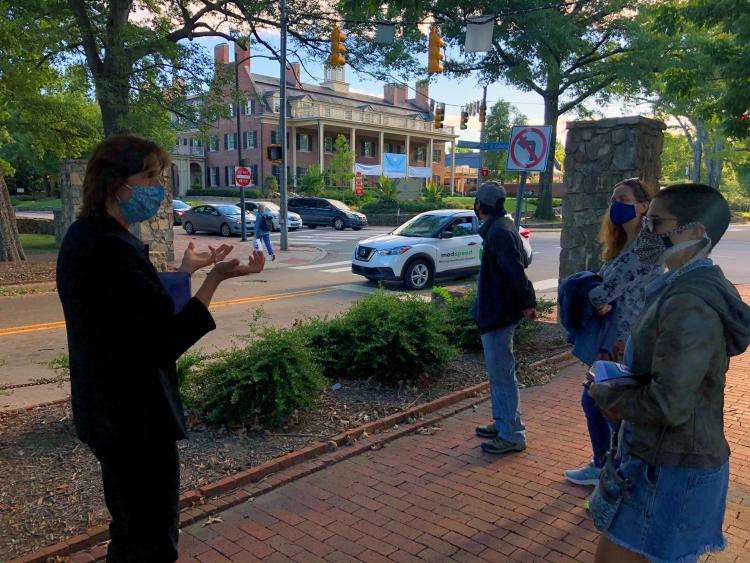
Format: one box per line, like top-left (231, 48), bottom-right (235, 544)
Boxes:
top-left (350, 126), bottom-right (356, 191)
top-left (290, 126), bottom-right (297, 187)
top-left (318, 122), bottom-right (324, 170)
top-left (450, 140), bottom-right (456, 196)
top-left (428, 137), bottom-right (434, 184)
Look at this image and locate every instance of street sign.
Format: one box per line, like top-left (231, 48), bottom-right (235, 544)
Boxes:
top-left (354, 172), bottom-right (364, 196)
top-left (456, 140), bottom-right (509, 151)
top-left (457, 140), bottom-right (482, 149)
top-left (506, 125), bottom-right (552, 172)
top-left (483, 142), bottom-right (509, 151)
top-left (235, 166), bottom-right (252, 187)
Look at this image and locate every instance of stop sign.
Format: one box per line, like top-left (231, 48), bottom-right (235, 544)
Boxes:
top-left (235, 166), bottom-right (252, 187)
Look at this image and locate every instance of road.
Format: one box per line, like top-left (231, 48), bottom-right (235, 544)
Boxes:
top-left (1, 223), bottom-right (749, 410)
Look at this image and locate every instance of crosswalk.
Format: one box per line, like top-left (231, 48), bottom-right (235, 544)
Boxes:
top-left (268, 228), bottom-right (383, 246)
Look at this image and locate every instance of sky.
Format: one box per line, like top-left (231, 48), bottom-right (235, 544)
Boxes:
top-left (191, 32), bottom-right (651, 145)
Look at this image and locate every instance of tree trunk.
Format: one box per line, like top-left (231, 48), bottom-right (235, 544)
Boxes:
top-left (0, 175), bottom-right (26, 262)
top-left (534, 98), bottom-right (558, 220)
top-left (691, 119), bottom-right (707, 183)
top-left (705, 135), bottom-right (725, 189)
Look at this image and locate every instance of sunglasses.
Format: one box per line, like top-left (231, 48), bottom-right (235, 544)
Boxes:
top-left (642, 215), bottom-right (678, 233)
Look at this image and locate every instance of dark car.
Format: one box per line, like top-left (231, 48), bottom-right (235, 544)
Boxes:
top-left (287, 197), bottom-right (368, 231)
top-left (181, 203), bottom-right (255, 237)
top-left (172, 199), bottom-right (191, 225)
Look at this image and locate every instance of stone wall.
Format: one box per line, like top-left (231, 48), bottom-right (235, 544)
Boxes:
top-left (55, 159), bottom-right (175, 271)
top-left (559, 116), bottom-right (665, 279)
top-left (54, 160), bottom-right (86, 245)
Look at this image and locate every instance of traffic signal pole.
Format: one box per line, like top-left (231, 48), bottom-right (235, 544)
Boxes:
top-left (477, 85), bottom-right (487, 189)
top-left (278, 0), bottom-right (289, 251)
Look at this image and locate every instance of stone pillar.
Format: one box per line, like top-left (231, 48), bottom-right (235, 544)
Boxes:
top-left (559, 116), bottom-right (665, 279)
top-left (55, 160), bottom-right (87, 245)
top-left (130, 173), bottom-right (175, 271)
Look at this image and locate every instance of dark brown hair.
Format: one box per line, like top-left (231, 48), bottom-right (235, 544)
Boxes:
top-left (599, 178), bottom-right (651, 261)
top-left (79, 134), bottom-right (171, 218)
top-left (654, 183), bottom-right (730, 249)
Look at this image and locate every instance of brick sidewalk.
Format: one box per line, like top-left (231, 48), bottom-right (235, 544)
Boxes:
top-left (70, 286), bottom-right (750, 563)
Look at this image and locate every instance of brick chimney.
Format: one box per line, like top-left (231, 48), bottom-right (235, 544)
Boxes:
top-left (214, 43), bottom-right (229, 65)
top-left (285, 63), bottom-right (301, 88)
top-left (234, 43), bottom-right (250, 71)
top-left (412, 80), bottom-right (430, 111)
top-left (384, 83), bottom-right (408, 106)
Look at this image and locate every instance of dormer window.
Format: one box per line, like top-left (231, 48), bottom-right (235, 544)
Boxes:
top-left (273, 95), bottom-right (281, 113)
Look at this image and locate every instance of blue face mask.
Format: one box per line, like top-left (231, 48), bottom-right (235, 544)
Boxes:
top-left (609, 201), bottom-right (637, 225)
top-left (119, 184), bottom-right (165, 223)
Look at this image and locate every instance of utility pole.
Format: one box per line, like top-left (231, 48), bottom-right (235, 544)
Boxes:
top-left (477, 85), bottom-right (487, 188)
top-left (278, 0), bottom-right (289, 251)
top-left (234, 52), bottom-right (247, 242)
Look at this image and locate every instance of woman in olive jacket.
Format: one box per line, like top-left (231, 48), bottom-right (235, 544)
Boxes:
top-left (57, 135), bottom-right (265, 562)
top-left (589, 184), bottom-right (750, 563)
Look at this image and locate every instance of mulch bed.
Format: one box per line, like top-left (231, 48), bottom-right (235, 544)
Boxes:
top-left (0, 254), bottom-right (57, 286)
top-left (0, 321), bottom-right (568, 560)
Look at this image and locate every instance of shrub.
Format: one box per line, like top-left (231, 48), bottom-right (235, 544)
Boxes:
top-left (309, 290), bottom-right (457, 385)
top-left (262, 176), bottom-right (279, 197)
top-left (298, 166), bottom-right (325, 196)
top-left (360, 199), bottom-right (462, 214)
top-left (185, 188), bottom-right (261, 198)
top-left (423, 180), bottom-right (444, 204)
top-left (376, 175), bottom-right (399, 204)
top-left (180, 326), bottom-right (325, 428)
top-left (438, 290), bottom-right (555, 351)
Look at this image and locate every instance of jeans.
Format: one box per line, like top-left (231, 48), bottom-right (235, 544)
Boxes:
top-left (90, 440), bottom-right (180, 562)
top-left (582, 388), bottom-right (613, 468)
top-left (481, 323), bottom-right (525, 444)
top-left (257, 233), bottom-right (274, 256)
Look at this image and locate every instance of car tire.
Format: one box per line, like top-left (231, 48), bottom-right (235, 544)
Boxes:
top-left (220, 223), bottom-right (231, 237)
top-left (403, 259), bottom-right (432, 291)
top-left (333, 217), bottom-right (346, 231)
top-left (290, 228), bottom-right (298, 232)
top-left (308, 225), bottom-right (317, 229)
top-left (365, 277), bottom-right (378, 283)
top-left (184, 221), bottom-right (195, 235)
top-left (352, 227), bottom-right (362, 231)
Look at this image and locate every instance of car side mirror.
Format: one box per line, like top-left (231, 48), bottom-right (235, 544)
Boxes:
top-left (440, 231), bottom-right (453, 239)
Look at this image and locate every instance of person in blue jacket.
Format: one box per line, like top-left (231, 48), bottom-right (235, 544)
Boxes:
top-left (564, 178), bottom-right (662, 486)
top-left (254, 203), bottom-right (276, 261)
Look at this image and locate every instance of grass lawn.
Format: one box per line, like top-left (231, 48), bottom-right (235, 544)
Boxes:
top-left (20, 233), bottom-right (57, 254)
top-left (11, 197), bottom-right (61, 210)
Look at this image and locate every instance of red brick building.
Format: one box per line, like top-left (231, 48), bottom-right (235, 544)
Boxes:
top-left (173, 43), bottom-right (458, 197)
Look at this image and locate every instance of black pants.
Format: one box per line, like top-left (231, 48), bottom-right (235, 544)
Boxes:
top-left (90, 440), bottom-right (180, 563)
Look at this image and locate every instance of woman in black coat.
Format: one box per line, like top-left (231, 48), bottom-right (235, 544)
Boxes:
top-left (56, 134), bottom-right (265, 562)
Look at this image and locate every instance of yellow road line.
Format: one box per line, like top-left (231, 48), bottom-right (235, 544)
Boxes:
top-left (0, 287), bottom-right (336, 337)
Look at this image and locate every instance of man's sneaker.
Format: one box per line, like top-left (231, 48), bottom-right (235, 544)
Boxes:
top-left (475, 422), bottom-right (498, 439)
top-left (564, 461), bottom-right (601, 486)
top-left (481, 437), bottom-right (526, 455)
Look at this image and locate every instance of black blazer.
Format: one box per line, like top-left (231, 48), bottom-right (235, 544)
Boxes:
top-left (56, 217), bottom-right (216, 447)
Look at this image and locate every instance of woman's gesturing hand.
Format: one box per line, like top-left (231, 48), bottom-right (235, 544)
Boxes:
top-left (179, 242), bottom-right (234, 275)
top-left (209, 250), bottom-right (266, 281)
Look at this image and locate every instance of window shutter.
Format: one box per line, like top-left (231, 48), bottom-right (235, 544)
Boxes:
top-left (233, 133), bottom-right (238, 148)
top-left (206, 167), bottom-right (210, 186)
top-left (223, 134), bottom-right (228, 150)
top-left (224, 167), bottom-right (229, 186)
top-left (252, 131), bottom-right (257, 148)
top-left (296, 133), bottom-right (300, 149)
top-left (250, 100), bottom-right (255, 114)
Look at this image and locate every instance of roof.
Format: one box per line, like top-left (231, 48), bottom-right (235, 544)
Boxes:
top-left (249, 72), bottom-right (431, 119)
top-left (416, 209), bottom-right (472, 217)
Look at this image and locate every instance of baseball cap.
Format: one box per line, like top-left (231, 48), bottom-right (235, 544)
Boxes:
top-left (475, 182), bottom-right (507, 206)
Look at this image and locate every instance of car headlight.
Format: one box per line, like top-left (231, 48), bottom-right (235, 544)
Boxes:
top-left (378, 246), bottom-right (411, 256)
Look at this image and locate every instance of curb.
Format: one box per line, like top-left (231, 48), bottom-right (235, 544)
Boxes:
top-left (11, 350), bottom-right (575, 563)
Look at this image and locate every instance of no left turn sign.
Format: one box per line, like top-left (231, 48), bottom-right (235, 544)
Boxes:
top-left (506, 125), bottom-right (553, 172)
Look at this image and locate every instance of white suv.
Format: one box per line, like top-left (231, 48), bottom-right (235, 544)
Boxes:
top-left (351, 210), bottom-right (533, 290)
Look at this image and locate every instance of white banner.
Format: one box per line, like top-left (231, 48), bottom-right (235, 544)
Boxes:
top-left (408, 166), bottom-right (433, 178)
top-left (354, 163), bottom-right (382, 176)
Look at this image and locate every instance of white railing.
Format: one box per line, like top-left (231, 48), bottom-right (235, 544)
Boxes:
top-left (172, 145), bottom-right (205, 157)
top-left (290, 101), bottom-right (455, 135)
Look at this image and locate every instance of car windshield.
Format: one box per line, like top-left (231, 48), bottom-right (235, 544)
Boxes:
top-left (328, 199), bottom-right (351, 211)
top-left (172, 200), bottom-right (189, 209)
top-left (217, 205), bottom-right (242, 215)
top-left (392, 214), bottom-right (448, 238)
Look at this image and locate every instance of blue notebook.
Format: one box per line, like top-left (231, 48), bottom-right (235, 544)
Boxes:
top-left (158, 272), bottom-right (192, 313)
top-left (592, 361), bottom-right (634, 384)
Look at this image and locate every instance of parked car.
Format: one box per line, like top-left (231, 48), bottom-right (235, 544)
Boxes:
top-left (351, 210), bottom-right (533, 290)
top-left (235, 200), bottom-right (303, 231)
top-left (181, 203), bottom-right (255, 237)
top-left (287, 197), bottom-right (367, 230)
top-left (172, 199), bottom-right (191, 225)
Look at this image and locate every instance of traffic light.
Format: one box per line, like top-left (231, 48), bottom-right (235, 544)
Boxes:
top-left (481, 168), bottom-right (488, 177)
top-left (460, 110), bottom-right (469, 130)
top-left (428, 26), bottom-right (445, 74)
top-left (478, 103), bottom-right (487, 124)
top-left (330, 25), bottom-right (347, 66)
top-left (434, 103), bottom-right (445, 129)
top-left (266, 144), bottom-right (282, 164)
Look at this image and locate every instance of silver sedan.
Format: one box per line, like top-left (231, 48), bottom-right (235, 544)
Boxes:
top-left (181, 203), bottom-right (256, 237)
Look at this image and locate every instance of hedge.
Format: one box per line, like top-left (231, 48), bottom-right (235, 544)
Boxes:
top-left (16, 217), bottom-right (55, 236)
